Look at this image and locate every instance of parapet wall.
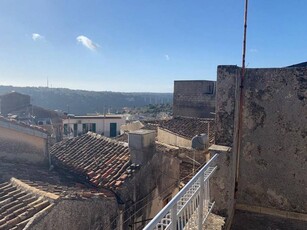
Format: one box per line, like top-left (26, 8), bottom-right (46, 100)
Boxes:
top-left (0, 124), bottom-right (48, 165)
top-left (216, 65), bottom-right (307, 214)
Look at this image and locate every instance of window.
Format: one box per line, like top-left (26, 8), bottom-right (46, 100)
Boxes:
top-left (204, 82), bottom-right (214, 94)
top-left (73, 124), bottom-right (78, 137)
top-left (64, 124), bottom-right (68, 135)
top-left (82, 123), bottom-right (96, 134)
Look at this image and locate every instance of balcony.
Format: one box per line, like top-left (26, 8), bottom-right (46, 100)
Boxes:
top-left (144, 154), bottom-right (222, 230)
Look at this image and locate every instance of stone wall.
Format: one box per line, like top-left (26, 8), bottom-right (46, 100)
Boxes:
top-left (118, 151), bottom-right (180, 229)
top-left (173, 80), bottom-right (216, 118)
top-left (215, 66), bottom-right (240, 146)
top-left (209, 145), bottom-right (234, 229)
top-left (216, 65), bottom-right (307, 214)
top-left (28, 198), bottom-right (119, 230)
top-left (0, 125), bottom-right (48, 165)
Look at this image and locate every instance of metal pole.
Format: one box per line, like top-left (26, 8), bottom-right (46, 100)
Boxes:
top-left (235, 0), bottom-right (249, 190)
top-left (171, 203), bottom-right (177, 230)
top-left (198, 173), bottom-right (204, 230)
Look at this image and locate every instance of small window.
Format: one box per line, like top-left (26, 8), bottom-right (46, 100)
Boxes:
top-left (204, 83), bottom-right (214, 94)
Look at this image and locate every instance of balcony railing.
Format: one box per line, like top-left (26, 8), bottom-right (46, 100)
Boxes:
top-left (144, 154), bottom-right (218, 230)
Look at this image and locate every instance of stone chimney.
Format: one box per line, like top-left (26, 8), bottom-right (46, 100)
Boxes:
top-left (128, 130), bottom-right (156, 165)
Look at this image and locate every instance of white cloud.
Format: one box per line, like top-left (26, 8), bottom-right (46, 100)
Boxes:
top-left (76, 35), bottom-right (99, 51)
top-left (32, 33), bottom-right (44, 41)
top-left (165, 54), bottom-right (170, 61)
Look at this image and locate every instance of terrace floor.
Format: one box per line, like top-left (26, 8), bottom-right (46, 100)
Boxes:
top-left (231, 210), bottom-right (307, 230)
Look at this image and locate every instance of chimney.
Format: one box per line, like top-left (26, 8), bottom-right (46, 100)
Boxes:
top-left (128, 130), bottom-right (156, 165)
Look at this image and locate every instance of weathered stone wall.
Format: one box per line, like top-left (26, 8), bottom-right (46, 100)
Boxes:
top-left (173, 80), bottom-right (216, 118)
top-left (28, 198), bottom-right (119, 230)
top-left (209, 145), bottom-right (234, 229)
top-left (215, 66), bottom-right (240, 146)
top-left (118, 151), bottom-right (180, 229)
top-left (0, 126), bottom-right (48, 165)
top-left (157, 128), bottom-right (192, 148)
top-left (216, 65), bottom-right (307, 214)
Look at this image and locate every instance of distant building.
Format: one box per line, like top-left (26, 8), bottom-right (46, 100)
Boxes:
top-left (173, 80), bottom-right (216, 118)
top-left (62, 114), bottom-right (126, 138)
top-left (0, 92), bottom-right (30, 116)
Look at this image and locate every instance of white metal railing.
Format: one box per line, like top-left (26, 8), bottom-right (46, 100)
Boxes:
top-left (144, 154), bottom-right (218, 230)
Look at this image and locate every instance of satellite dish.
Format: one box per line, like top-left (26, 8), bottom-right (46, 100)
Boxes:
top-left (192, 134), bottom-right (209, 150)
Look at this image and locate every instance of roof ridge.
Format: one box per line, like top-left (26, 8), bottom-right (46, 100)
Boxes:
top-left (86, 131), bottom-right (128, 147)
top-left (10, 178), bottom-right (59, 200)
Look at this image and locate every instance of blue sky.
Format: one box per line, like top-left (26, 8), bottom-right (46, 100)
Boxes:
top-left (0, 0), bottom-right (306, 92)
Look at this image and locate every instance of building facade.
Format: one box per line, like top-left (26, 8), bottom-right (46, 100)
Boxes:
top-left (62, 114), bottom-right (126, 138)
top-left (173, 80), bottom-right (216, 118)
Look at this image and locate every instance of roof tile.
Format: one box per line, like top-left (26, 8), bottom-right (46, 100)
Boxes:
top-left (50, 132), bottom-right (132, 190)
top-left (159, 117), bottom-right (215, 142)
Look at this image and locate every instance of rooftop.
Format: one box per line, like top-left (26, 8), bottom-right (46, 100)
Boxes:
top-left (0, 179), bottom-right (54, 230)
top-left (65, 114), bottom-right (123, 119)
top-left (159, 116), bottom-right (215, 142)
top-left (50, 132), bottom-right (133, 190)
top-left (0, 91), bottom-right (29, 98)
top-left (114, 129), bottom-right (209, 185)
top-left (0, 116), bottom-right (48, 135)
top-left (0, 161), bottom-right (112, 199)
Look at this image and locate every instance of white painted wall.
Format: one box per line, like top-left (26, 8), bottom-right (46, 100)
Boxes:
top-left (63, 115), bottom-right (125, 138)
top-left (157, 128), bottom-right (192, 148)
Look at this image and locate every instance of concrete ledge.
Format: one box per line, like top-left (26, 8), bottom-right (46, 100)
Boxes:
top-left (10, 178), bottom-right (59, 200)
top-left (209, 144), bottom-right (231, 153)
top-left (236, 204), bottom-right (307, 222)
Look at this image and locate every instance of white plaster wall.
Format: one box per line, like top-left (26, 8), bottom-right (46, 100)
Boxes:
top-left (157, 128), bottom-right (191, 148)
top-left (63, 117), bottom-right (125, 137)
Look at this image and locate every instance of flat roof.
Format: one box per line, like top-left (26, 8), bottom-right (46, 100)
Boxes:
top-left (66, 115), bottom-right (123, 119)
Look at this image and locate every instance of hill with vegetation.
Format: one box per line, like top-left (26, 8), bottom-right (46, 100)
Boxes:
top-left (0, 85), bottom-right (173, 115)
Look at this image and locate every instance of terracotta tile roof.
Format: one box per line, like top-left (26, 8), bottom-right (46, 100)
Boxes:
top-left (0, 116), bottom-right (48, 134)
top-left (50, 132), bottom-right (133, 190)
top-left (141, 120), bottom-right (161, 131)
top-left (0, 180), bottom-right (53, 230)
top-left (0, 162), bottom-right (112, 199)
top-left (159, 117), bottom-right (215, 142)
top-left (113, 133), bottom-right (129, 142)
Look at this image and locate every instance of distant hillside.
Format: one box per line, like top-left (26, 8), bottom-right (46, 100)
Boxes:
top-left (0, 86), bottom-right (173, 115)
